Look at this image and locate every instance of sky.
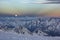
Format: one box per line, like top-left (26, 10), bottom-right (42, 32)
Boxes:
top-left (0, 0), bottom-right (60, 16)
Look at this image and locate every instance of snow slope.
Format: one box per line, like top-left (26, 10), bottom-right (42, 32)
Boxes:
top-left (0, 30), bottom-right (60, 40)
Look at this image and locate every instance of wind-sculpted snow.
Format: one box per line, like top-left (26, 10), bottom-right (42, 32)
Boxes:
top-left (0, 16), bottom-right (60, 36)
top-left (0, 30), bottom-right (60, 40)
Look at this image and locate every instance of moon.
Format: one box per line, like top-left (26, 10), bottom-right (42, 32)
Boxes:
top-left (15, 14), bottom-right (18, 16)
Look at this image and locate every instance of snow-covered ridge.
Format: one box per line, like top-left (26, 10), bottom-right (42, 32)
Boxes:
top-left (0, 16), bottom-right (60, 36)
top-left (0, 30), bottom-right (60, 40)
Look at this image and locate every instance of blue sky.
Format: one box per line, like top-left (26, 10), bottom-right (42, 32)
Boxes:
top-left (0, 0), bottom-right (60, 15)
top-left (0, 0), bottom-right (59, 9)
top-left (0, 0), bottom-right (47, 11)
top-left (0, 0), bottom-right (46, 3)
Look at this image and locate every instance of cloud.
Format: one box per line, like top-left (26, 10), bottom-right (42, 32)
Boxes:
top-left (42, 0), bottom-right (60, 4)
top-left (43, 1), bottom-right (60, 4)
top-left (47, 0), bottom-right (60, 1)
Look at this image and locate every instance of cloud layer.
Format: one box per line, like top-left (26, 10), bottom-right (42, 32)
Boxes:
top-left (43, 1), bottom-right (60, 4)
top-left (47, 0), bottom-right (60, 1)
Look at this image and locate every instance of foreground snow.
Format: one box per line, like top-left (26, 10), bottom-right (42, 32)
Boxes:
top-left (0, 30), bottom-right (60, 40)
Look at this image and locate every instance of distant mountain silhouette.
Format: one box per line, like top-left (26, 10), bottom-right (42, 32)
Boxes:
top-left (19, 13), bottom-right (46, 17)
top-left (0, 13), bottom-right (14, 17)
top-left (0, 13), bottom-right (46, 17)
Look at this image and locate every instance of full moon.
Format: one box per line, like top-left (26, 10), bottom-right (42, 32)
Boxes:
top-left (15, 14), bottom-right (18, 16)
